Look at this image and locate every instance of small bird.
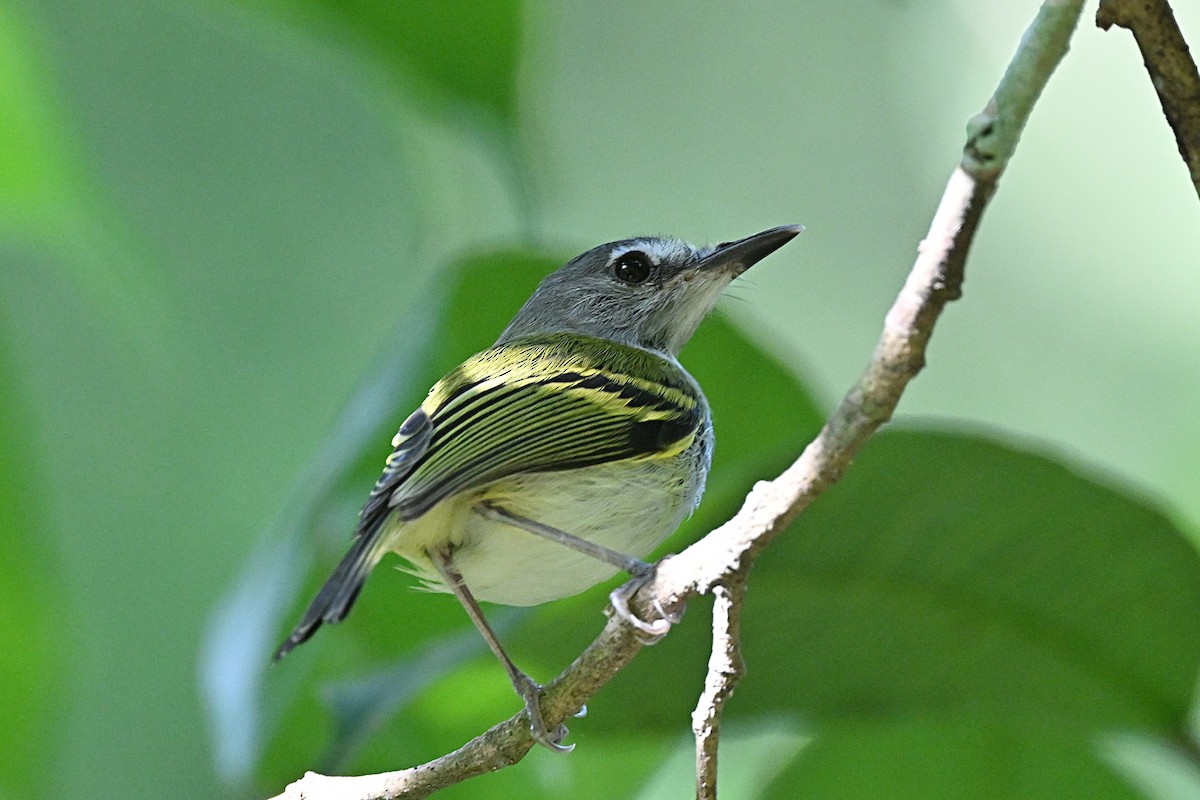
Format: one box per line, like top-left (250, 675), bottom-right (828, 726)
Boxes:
top-left (274, 225), bottom-right (802, 750)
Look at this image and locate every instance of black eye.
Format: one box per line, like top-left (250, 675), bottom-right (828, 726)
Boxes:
top-left (613, 251), bottom-right (653, 284)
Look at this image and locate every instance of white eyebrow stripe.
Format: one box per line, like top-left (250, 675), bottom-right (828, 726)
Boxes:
top-left (607, 239), bottom-right (694, 266)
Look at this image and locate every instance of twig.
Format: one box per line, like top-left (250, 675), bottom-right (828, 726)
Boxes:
top-left (692, 579), bottom-right (747, 800)
top-left (1097, 0), bottom-right (1200, 199)
top-left (272, 2), bottom-right (1084, 798)
top-left (654, 0), bottom-right (1084, 609)
top-left (277, 620), bottom-right (650, 799)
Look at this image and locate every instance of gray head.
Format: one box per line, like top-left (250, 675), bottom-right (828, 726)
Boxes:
top-left (498, 225), bottom-right (802, 356)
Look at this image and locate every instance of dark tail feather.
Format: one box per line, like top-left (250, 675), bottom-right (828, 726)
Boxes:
top-left (273, 528), bottom-right (386, 661)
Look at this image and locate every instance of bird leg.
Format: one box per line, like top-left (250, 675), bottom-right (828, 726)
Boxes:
top-left (474, 501), bottom-right (682, 642)
top-left (427, 546), bottom-right (574, 753)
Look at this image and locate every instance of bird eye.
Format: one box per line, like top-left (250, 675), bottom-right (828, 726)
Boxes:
top-left (613, 251), bottom-right (653, 285)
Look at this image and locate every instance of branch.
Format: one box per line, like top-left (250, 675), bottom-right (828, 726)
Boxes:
top-left (658, 0), bottom-right (1082, 603)
top-left (273, 3), bottom-right (1083, 797)
top-left (1097, 0), bottom-right (1200, 199)
top-left (692, 578), bottom-right (747, 800)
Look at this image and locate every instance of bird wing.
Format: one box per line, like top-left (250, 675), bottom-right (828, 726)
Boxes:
top-left (273, 333), bottom-right (704, 658)
top-left (357, 332), bottom-right (705, 533)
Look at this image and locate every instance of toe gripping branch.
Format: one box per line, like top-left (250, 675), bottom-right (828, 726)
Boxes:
top-left (513, 672), bottom-right (576, 753)
top-left (608, 562), bottom-right (686, 645)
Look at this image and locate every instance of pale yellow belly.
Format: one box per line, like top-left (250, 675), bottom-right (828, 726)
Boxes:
top-left (383, 453), bottom-right (704, 606)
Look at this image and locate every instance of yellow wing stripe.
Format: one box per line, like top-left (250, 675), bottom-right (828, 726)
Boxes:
top-left (379, 332), bottom-right (704, 520)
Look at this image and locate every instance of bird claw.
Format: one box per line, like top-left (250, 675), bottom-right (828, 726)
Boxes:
top-left (514, 674), bottom-right (575, 753)
top-left (540, 725), bottom-right (575, 754)
top-left (609, 570), bottom-right (683, 644)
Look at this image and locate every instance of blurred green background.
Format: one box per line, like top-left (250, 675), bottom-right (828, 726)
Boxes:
top-left (2, 1), bottom-right (1199, 798)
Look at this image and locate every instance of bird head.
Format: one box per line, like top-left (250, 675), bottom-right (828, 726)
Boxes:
top-left (499, 225), bottom-right (802, 355)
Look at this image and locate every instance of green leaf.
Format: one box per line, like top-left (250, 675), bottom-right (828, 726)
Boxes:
top-left (739, 429), bottom-right (1200, 797)
top-left (0, 337), bottom-right (64, 798)
top-left (318, 611), bottom-right (521, 773)
top-left (207, 239), bottom-right (1200, 795)
top-left (678, 310), bottom-right (826, 538)
top-left (766, 713), bottom-right (1141, 800)
top-left (200, 275), bottom-right (447, 788)
top-left (239, 0), bottom-right (522, 123)
top-left (0, 1), bottom-right (74, 233)
top-left (739, 429), bottom-right (1200, 728)
top-left (0, 3), bottom-right (175, 354)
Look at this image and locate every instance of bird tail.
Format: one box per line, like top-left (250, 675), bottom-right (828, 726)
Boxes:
top-left (273, 525), bottom-right (389, 661)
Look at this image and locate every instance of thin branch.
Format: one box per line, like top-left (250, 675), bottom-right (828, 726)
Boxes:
top-left (273, 3), bottom-right (1084, 798)
top-left (1097, 0), bottom-right (1200, 199)
top-left (692, 578), bottom-right (747, 800)
top-left (654, 0), bottom-right (1084, 608)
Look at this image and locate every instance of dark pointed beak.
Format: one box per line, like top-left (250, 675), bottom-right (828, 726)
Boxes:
top-left (697, 224), bottom-right (803, 276)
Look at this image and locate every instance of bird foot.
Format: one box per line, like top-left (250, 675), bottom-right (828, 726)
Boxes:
top-left (609, 569), bottom-right (684, 644)
top-left (514, 674), bottom-right (575, 753)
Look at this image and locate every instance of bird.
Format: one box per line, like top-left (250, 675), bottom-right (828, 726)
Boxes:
top-left (273, 224), bottom-right (802, 751)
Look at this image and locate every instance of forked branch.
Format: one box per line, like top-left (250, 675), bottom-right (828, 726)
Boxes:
top-left (1097, 0), bottom-right (1200, 198)
top-left (274, 2), bottom-right (1086, 798)
top-left (692, 578), bottom-right (748, 800)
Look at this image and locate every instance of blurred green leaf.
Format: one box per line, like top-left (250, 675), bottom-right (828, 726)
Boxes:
top-left (238, 0), bottom-right (522, 123)
top-left (427, 729), bottom-right (678, 800)
top-left (740, 429), bottom-right (1200, 797)
top-left (677, 310), bottom-right (826, 536)
top-left (0, 338), bottom-right (64, 798)
top-left (1100, 730), bottom-right (1200, 800)
top-left (739, 430), bottom-right (1200, 728)
top-left (0, 2), bottom-right (175, 353)
top-left (767, 713), bottom-right (1140, 800)
top-left (0, 0), bottom-right (74, 232)
top-left (200, 273), bottom-right (448, 789)
top-left (318, 612), bottom-right (518, 773)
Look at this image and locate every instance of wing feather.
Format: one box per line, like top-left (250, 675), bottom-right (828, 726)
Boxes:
top-left (379, 333), bottom-right (704, 521)
top-left (356, 406), bottom-right (433, 531)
